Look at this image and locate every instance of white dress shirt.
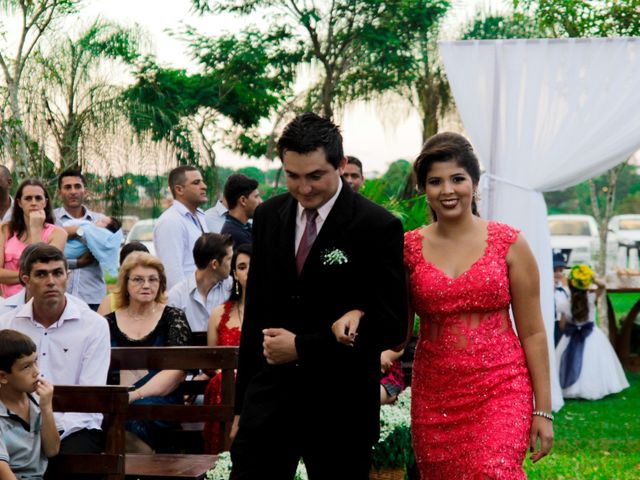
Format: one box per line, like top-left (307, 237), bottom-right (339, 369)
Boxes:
top-left (153, 200), bottom-right (209, 290)
top-left (295, 181), bottom-right (342, 253)
top-left (204, 200), bottom-right (228, 234)
top-left (0, 289), bottom-right (90, 316)
top-left (168, 273), bottom-right (233, 332)
top-left (0, 295), bottom-right (111, 439)
top-left (0, 196), bottom-right (13, 224)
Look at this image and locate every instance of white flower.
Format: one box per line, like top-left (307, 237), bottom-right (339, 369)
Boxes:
top-left (321, 248), bottom-right (348, 265)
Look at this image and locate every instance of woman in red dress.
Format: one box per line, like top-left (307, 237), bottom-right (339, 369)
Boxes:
top-left (203, 244), bottom-right (251, 454)
top-left (404, 133), bottom-right (553, 478)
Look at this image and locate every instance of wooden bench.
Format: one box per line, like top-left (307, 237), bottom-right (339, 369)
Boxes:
top-left (110, 346), bottom-right (238, 479)
top-left (49, 385), bottom-right (129, 480)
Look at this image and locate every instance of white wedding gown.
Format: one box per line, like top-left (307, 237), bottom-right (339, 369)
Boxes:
top-left (556, 292), bottom-right (629, 400)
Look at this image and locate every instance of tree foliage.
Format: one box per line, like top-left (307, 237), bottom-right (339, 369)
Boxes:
top-left (29, 18), bottom-right (143, 171)
top-left (193, 0), bottom-right (449, 119)
top-left (122, 26), bottom-right (301, 198)
top-left (0, 0), bottom-right (81, 173)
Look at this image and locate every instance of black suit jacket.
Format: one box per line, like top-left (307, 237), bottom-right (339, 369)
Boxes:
top-left (234, 182), bottom-right (407, 442)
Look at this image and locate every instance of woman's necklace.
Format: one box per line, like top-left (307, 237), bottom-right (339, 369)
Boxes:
top-left (127, 303), bottom-right (157, 322)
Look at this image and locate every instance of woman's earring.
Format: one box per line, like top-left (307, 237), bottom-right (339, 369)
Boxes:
top-left (473, 190), bottom-right (478, 200)
top-left (235, 281), bottom-right (239, 296)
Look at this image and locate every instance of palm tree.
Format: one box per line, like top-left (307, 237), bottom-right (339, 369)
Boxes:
top-left (29, 18), bottom-right (143, 171)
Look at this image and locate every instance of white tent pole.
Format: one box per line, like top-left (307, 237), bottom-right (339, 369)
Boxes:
top-left (487, 42), bottom-right (501, 219)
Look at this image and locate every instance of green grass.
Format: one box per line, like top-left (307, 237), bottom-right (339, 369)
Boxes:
top-left (524, 371), bottom-right (640, 479)
top-left (608, 292), bottom-right (640, 329)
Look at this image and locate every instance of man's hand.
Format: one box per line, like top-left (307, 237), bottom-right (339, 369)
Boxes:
top-left (262, 328), bottom-right (298, 365)
top-left (77, 250), bottom-right (96, 268)
top-left (35, 378), bottom-right (54, 410)
top-left (331, 310), bottom-right (363, 346)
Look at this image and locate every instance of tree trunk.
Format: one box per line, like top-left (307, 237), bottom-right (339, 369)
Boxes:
top-left (7, 80), bottom-right (30, 172)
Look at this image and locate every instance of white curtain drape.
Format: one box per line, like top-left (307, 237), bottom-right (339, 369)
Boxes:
top-left (439, 37), bottom-right (640, 411)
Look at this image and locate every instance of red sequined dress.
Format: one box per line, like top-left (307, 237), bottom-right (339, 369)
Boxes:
top-left (203, 300), bottom-right (241, 454)
top-left (404, 221), bottom-right (533, 479)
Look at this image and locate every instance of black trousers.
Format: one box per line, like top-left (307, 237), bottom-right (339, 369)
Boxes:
top-left (230, 414), bottom-right (373, 480)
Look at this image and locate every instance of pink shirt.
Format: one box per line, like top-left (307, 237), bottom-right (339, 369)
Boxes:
top-left (2, 223), bottom-right (56, 297)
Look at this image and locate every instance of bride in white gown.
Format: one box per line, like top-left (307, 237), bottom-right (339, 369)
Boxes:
top-left (556, 264), bottom-right (629, 400)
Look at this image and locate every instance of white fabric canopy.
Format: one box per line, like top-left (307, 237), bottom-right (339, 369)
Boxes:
top-left (440, 37), bottom-right (640, 411)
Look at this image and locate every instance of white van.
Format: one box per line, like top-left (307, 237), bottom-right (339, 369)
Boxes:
top-left (547, 214), bottom-right (600, 267)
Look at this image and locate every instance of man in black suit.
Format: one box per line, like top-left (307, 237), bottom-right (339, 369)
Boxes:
top-left (230, 113), bottom-right (407, 479)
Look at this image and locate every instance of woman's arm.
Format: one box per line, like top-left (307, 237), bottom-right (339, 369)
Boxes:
top-left (46, 226), bottom-right (68, 251)
top-left (0, 225), bottom-right (19, 285)
top-left (507, 234), bottom-right (553, 463)
top-left (207, 304), bottom-right (225, 347)
top-left (128, 370), bottom-right (186, 403)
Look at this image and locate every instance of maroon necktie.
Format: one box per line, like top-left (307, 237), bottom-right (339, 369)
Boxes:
top-left (296, 208), bottom-right (318, 275)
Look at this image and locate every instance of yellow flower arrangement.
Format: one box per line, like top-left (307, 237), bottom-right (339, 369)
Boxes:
top-left (569, 264), bottom-right (594, 290)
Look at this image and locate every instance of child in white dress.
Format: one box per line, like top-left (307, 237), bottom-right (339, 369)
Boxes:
top-left (556, 264), bottom-right (629, 400)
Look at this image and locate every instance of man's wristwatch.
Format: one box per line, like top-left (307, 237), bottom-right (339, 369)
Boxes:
top-left (76, 227), bottom-right (84, 238)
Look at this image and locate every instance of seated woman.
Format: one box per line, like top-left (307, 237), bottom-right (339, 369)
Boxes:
top-left (556, 264), bottom-right (629, 400)
top-left (203, 243), bottom-right (251, 454)
top-left (105, 251), bottom-right (192, 453)
top-left (0, 179), bottom-right (66, 297)
top-left (97, 241), bottom-right (149, 316)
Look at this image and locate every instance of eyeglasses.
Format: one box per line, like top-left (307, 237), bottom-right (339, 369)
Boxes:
top-left (128, 276), bottom-right (160, 286)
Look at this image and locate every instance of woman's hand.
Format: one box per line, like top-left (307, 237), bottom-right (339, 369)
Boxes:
top-left (331, 310), bottom-right (363, 346)
top-left (529, 416), bottom-right (553, 463)
top-left (28, 209), bottom-right (46, 230)
top-left (380, 350), bottom-right (395, 373)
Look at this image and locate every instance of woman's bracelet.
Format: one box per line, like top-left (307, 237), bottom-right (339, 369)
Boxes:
top-left (532, 410), bottom-right (554, 421)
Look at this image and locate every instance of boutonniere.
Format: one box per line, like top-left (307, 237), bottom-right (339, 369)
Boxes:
top-left (321, 248), bottom-right (348, 266)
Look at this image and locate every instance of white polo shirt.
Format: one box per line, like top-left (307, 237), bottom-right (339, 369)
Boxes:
top-left (0, 295), bottom-right (111, 439)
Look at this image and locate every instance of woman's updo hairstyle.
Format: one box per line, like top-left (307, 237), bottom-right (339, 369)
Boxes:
top-left (413, 132), bottom-right (481, 221)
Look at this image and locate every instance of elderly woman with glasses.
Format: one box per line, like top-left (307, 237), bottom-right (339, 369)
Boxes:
top-left (104, 251), bottom-right (192, 453)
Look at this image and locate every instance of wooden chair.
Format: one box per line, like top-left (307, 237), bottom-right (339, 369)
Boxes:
top-left (109, 346), bottom-right (238, 479)
top-left (48, 385), bottom-right (129, 480)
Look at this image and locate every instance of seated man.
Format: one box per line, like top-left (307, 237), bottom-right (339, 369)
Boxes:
top-left (0, 243), bottom-right (90, 316)
top-left (168, 233), bottom-right (234, 333)
top-left (0, 244), bottom-right (110, 457)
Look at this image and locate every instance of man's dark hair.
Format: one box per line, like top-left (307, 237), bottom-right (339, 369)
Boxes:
top-left (346, 156), bottom-right (363, 174)
top-left (119, 241), bottom-right (149, 266)
top-left (22, 244), bottom-right (68, 276)
top-left (0, 329), bottom-right (36, 373)
top-left (18, 243), bottom-right (44, 286)
top-left (0, 165), bottom-right (11, 181)
top-left (224, 174), bottom-right (259, 209)
top-left (193, 233), bottom-right (234, 269)
top-left (277, 113), bottom-right (344, 169)
top-left (168, 165), bottom-right (199, 198)
top-left (57, 168), bottom-right (86, 189)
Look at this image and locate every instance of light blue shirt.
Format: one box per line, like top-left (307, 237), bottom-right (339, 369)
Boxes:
top-left (153, 200), bottom-right (209, 290)
top-left (0, 395), bottom-right (47, 479)
top-left (204, 200), bottom-right (228, 234)
top-left (54, 206), bottom-right (106, 304)
top-left (168, 273), bottom-right (233, 332)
